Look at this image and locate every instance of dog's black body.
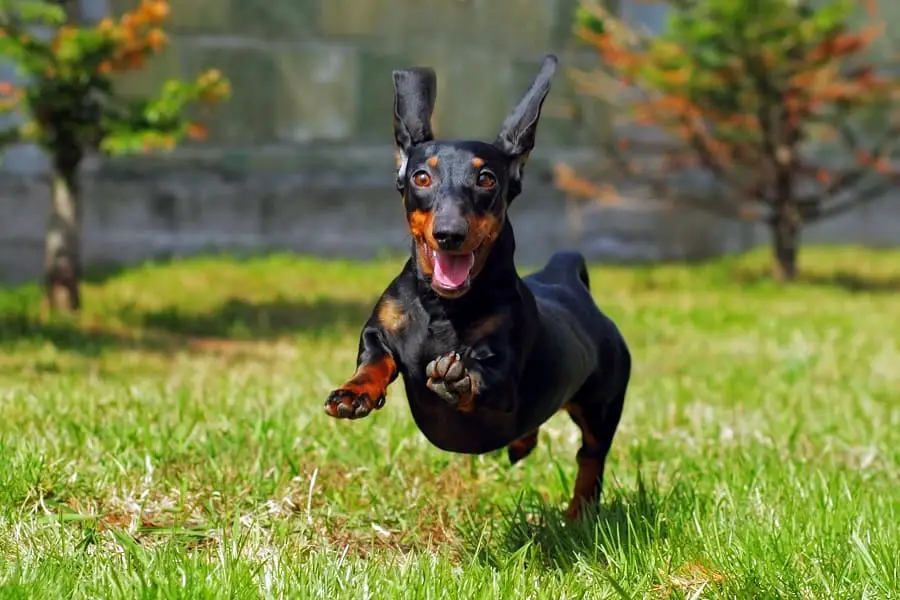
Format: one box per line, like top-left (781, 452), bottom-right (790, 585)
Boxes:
top-left (324, 55), bottom-right (631, 518)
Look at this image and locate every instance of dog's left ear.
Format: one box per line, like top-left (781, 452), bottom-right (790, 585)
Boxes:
top-left (494, 54), bottom-right (557, 198)
top-left (393, 67), bottom-right (437, 187)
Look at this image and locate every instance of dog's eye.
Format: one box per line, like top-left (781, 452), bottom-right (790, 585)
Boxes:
top-left (476, 171), bottom-right (496, 189)
top-left (412, 171), bottom-right (432, 188)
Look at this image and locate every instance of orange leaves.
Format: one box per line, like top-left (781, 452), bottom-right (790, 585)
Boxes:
top-left (0, 80), bottom-right (23, 102)
top-left (738, 205), bottom-right (760, 221)
top-left (821, 34), bottom-right (864, 60)
top-left (661, 67), bottom-right (690, 86)
top-left (139, 0), bottom-right (170, 23)
top-left (654, 95), bottom-right (699, 118)
top-left (814, 76), bottom-right (888, 103)
top-left (196, 69), bottom-right (231, 106)
top-left (186, 123), bottom-right (208, 141)
top-left (0, 80), bottom-right (22, 111)
top-left (874, 158), bottom-right (893, 175)
top-left (856, 150), bottom-right (896, 175)
top-left (787, 52), bottom-right (891, 123)
top-left (146, 29), bottom-right (167, 51)
top-left (14, 0), bottom-right (174, 79)
top-left (196, 69), bottom-right (223, 88)
top-left (123, 51), bottom-right (146, 70)
top-left (97, 18), bottom-right (115, 33)
top-left (552, 162), bottom-right (622, 205)
top-left (4, 0), bottom-right (230, 159)
top-left (595, 35), bottom-right (643, 79)
top-left (830, 26), bottom-right (881, 58)
top-left (143, 134), bottom-right (175, 152)
top-left (121, 0), bottom-right (169, 28)
top-left (560, 0), bottom-right (900, 229)
top-left (90, 0), bottom-right (172, 73)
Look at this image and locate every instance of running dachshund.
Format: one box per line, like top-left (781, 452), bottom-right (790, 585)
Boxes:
top-left (324, 55), bottom-right (631, 519)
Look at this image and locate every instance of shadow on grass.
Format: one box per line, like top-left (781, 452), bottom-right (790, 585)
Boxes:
top-left (78, 252), bottom-right (270, 285)
top-left (732, 269), bottom-right (900, 293)
top-left (121, 297), bottom-right (373, 340)
top-left (0, 315), bottom-right (173, 358)
top-left (460, 475), bottom-right (668, 572)
top-left (0, 297), bottom-right (373, 357)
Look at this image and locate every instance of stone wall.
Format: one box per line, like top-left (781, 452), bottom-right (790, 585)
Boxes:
top-left (1, 0), bottom-right (898, 283)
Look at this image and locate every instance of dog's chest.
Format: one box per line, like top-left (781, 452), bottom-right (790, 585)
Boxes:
top-left (392, 309), bottom-right (465, 380)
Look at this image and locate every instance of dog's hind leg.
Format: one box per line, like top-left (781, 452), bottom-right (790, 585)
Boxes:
top-left (563, 358), bottom-right (630, 519)
top-left (507, 429), bottom-right (540, 465)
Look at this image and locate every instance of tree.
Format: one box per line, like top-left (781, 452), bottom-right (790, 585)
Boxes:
top-left (0, 0), bottom-right (229, 312)
top-left (557, 0), bottom-right (900, 281)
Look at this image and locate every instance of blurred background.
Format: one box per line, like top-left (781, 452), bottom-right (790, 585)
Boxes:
top-left (1, 0), bottom-right (898, 286)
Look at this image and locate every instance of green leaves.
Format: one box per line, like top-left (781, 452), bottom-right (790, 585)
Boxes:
top-left (0, 0), bottom-right (228, 160)
top-left (100, 72), bottom-right (230, 155)
top-left (575, 5), bottom-right (604, 34)
top-left (0, 0), bottom-right (65, 27)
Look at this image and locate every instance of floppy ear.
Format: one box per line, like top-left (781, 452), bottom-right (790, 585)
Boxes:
top-left (392, 67), bottom-right (437, 185)
top-left (494, 54), bottom-right (557, 187)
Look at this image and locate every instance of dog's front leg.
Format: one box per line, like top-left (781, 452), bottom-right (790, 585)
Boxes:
top-left (426, 316), bottom-right (519, 414)
top-left (325, 316), bottom-right (398, 420)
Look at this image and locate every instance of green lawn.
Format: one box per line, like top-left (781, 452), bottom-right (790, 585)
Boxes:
top-left (0, 246), bottom-right (898, 598)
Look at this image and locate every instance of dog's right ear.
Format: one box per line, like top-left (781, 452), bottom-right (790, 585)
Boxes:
top-left (392, 67), bottom-right (437, 187)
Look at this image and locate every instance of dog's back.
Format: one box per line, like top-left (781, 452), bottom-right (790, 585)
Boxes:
top-left (515, 251), bottom-right (631, 446)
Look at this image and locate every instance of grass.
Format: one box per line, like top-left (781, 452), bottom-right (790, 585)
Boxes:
top-left (0, 245), bottom-right (898, 599)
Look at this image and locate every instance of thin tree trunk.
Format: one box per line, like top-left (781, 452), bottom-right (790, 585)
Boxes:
top-left (770, 203), bottom-right (800, 282)
top-left (40, 1), bottom-right (86, 314)
top-left (44, 152), bottom-right (82, 313)
top-left (767, 135), bottom-right (802, 282)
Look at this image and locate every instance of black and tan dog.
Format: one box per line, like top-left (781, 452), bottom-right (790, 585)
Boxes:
top-left (323, 55), bottom-right (631, 519)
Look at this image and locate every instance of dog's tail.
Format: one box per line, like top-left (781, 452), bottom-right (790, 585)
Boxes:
top-left (544, 250), bottom-right (590, 291)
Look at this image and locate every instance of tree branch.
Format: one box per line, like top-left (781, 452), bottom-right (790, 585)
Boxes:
top-left (667, 189), bottom-right (766, 222)
top-left (810, 180), bottom-right (896, 221)
top-left (610, 85), bottom-right (772, 205)
top-left (742, 53), bottom-right (783, 187)
top-left (678, 116), bottom-right (773, 204)
top-left (592, 136), bottom-right (766, 222)
top-left (796, 121), bottom-right (900, 204)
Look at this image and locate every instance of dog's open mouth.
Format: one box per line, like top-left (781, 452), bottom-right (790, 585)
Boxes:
top-left (432, 248), bottom-right (475, 292)
top-left (421, 244), bottom-right (477, 296)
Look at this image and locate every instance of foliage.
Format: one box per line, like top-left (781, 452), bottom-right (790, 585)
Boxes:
top-left (0, 0), bottom-right (229, 156)
top-left (557, 0), bottom-right (900, 277)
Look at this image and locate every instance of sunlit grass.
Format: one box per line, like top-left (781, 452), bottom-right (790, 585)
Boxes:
top-left (0, 246), bottom-right (898, 598)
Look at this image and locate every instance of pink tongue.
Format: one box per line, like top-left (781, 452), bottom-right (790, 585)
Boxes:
top-left (432, 250), bottom-right (475, 289)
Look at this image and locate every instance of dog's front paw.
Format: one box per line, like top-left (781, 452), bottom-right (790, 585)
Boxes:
top-left (425, 352), bottom-right (476, 412)
top-left (324, 386), bottom-right (385, 420)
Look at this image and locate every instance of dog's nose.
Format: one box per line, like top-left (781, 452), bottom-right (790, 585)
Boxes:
top-left (432, 215), bottom-right (469, 251)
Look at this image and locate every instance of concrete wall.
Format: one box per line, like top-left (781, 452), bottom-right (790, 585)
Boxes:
top-left (1, 0), bottom-right (898, 283)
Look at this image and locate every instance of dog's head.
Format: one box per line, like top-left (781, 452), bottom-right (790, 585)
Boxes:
top-left (392, 55), bottom-right (557, 299)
